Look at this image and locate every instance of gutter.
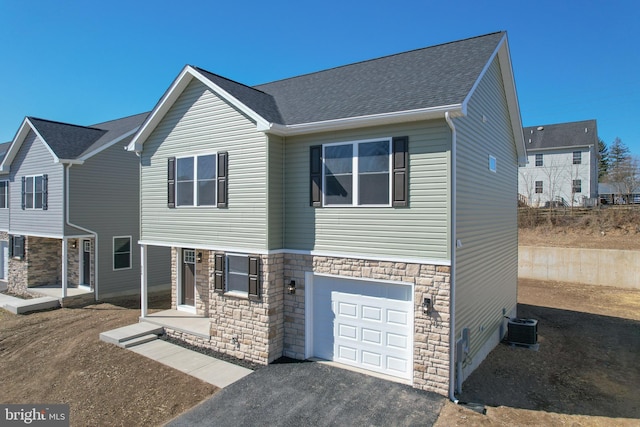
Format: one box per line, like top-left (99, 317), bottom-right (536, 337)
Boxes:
top-left (65, 164), bottom-right (99, 299)
top-left (444, 111), bottom-right (459, 404)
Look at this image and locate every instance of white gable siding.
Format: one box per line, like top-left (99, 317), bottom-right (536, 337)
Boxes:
top-left (453, 57), bottom-right (518, 382)
top-left (8, 130), bottom-right (64, 236)
top-left (519, 147), bottom-right (595, 206)
top-left (140, 79), bottom-right (269, 251)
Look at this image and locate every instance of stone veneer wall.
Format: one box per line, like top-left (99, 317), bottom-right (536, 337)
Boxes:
top-left (68, 239), bottom-right (81, 287)
top-left (166, 249), bottom-right (285, 365)
top-left (9, 236), bottom-right (63, 294)
top-left (282, 254), bottom-right (452, 396)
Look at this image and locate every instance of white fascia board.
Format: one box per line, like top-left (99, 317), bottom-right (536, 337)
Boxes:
top-left (127, 66), bottom-right (195, 153)
top-left (128, 66), bottom-right (272, 153)
top-left (262, 105), bottom-right (464, 137)
top-left (0, 118), bottom-right (58, 173)
top-left (461, 33), bottom-right (527, 167)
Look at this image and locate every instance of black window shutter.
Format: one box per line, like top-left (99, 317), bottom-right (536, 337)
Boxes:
top-left (12, 235), bottom-right (24, 260)
top-left (42, 174), bottom-right (48, 210)
top-left (214, 253), bottom-right (225, 293)
top-left (248, 255), bottom-right (260, 299)
top-left (310, 145), bottom-right (322, 207)
top-left (392, 136), bottom-right (409, 207)
top-left (8, 235), bottom-right (13, 257)
top-left (217, 152), bottom-right (228, 208)
top-left (21, 176), bottom-right (26, 210)
top-left (167, 157), bottom-right (176, 208)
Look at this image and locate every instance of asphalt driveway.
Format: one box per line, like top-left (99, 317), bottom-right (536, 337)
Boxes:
top-left (166, 360), bottom-right (445, 427)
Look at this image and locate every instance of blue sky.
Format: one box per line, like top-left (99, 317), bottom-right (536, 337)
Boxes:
top-left (0, 0), bottom-right (638, 155)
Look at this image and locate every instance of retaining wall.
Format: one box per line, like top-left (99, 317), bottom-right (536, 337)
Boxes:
top-left (519, 246), bottom-right (640, 289)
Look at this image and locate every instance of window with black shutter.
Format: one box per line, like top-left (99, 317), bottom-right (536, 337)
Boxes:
top-left (168, 153), bottom-right (227, 208)
top-left (214, 253), bottom-right (225, 293)
top-left (10, 235), bottom-right (25, 260)
top-left (167, 157), bottom-right (176, 208)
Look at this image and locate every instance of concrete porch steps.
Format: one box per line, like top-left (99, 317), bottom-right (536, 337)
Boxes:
top-left (1, 296), bottom-right (60, 314)
top-left (99, 322), bottom-right (164, 348)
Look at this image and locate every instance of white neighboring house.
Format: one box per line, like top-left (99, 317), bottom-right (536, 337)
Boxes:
top-left (518, 120), bottom-right (599, 207)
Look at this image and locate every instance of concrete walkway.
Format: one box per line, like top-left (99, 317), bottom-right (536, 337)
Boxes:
top-left (129, 340), bottom-right (253, 388)
top-left (100, 322), bottom-right (252, 389)
top-left (0, 292), bottom-right (59, 314)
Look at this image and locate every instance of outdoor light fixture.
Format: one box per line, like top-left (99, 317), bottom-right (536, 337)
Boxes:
top-left (71, 241), bottom-right (77, 249)
top-left (287, 280), bottom-right (296, 294)
top-left (423, 297), bottom-right (432, 315)
top-left (197, 252), bottom-right (202, 263)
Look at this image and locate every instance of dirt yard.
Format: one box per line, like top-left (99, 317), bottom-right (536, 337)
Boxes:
top-left (0, 294), bottom-right (216, 426)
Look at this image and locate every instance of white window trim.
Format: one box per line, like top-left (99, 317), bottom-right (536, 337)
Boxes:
top-left (322, 138), bottom-right (392, 207)
top-left (535, 154), bottom-right (543, 167)
top-left (489, 155), bottom-right (497, 173)
top-left (0, 180), bottom-right (8, 209)
top-left (175, 152), bottom-right (217, 208)
top-left (24, 175), bottom-right (44, 210)
top-left (573, 151), bottom-right (582, 165)
top-left (225, 253), bottom-right (249, 297)
top-left (113, 235), bottom-right (132, 271)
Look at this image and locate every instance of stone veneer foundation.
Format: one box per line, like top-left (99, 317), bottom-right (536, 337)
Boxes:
top-left (165, 248), bottom-right (451, 396)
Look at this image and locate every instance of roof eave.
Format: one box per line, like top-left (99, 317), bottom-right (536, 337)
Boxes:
top-left (0, 118), bottom-right (62, 172)
top-left (261, 105), bottom-right (464, 137)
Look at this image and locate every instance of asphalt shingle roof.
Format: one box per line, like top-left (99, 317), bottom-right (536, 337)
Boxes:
top-left (194, 32), bottom-right (505, 126)
top-left (27, 112), bottom-right (149, 160)
top-left (523, 120), bottom-right (598, 151)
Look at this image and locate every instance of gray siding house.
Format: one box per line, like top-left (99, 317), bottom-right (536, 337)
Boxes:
top-left (129, 32), bottom-right (525, 397)
top-left (0, 113), bottom-right (169, 302)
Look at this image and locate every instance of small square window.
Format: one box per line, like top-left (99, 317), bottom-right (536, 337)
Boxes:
top-left (489, 155), bottom-right (497, 173)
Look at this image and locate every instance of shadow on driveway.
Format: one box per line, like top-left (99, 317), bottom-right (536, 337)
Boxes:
top-left (167, 360), bottom-right (445, 427)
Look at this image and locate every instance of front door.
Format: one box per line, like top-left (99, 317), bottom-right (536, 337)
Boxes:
top-left (82, 240), bottom-right (91, 286)
top-left (181, 249), bottom-right (196, 306)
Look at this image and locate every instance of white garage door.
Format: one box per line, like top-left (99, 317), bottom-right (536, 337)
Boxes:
top-left (312, 275), bottom-right (413, 380)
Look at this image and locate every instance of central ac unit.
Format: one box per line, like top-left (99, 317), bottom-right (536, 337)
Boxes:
top-left (507, 318), bottom-right (538, 345)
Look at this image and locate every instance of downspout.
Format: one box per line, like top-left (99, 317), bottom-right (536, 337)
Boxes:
top-left (444, 111), bottom-right (458, 404)
top-left (65, 164), bottom-right (99, 298)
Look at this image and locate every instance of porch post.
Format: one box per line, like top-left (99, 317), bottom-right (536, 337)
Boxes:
top-left (61, 238), bottom-right (68, 298)
top-left (141, 244), bottom-right (148, 318)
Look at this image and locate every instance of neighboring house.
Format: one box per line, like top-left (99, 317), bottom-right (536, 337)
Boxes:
top-left (0, 113), bottom-right (170, 302)
top-left (599, 182), bottom-right (640, 204)
top-left (518, 120), bottom-right (599, 207)
top-left (128, 31), bottom-right (525, 397)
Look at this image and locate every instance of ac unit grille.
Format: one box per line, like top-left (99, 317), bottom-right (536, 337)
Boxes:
top-left (507, 318), bottom-right (538, 345)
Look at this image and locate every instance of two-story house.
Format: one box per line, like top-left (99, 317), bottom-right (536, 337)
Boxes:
top-left (128, 32), bottom-right (526, 397)
top-left (518, 120), bottom-right (599, 207)
top-left (0, 113), bottom-right (170, 303)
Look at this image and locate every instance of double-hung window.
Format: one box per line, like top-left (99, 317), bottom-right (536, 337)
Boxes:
top-left (572, 179), bottom-right (582, 193)
top-left (22, 175), bottom-right (47, 210)
top-left (0, 181), bottom-right (8, 209)
top-left (213, 253), bottom-right (261, 299)
top-left (535, 154), bottom-right (543, 167)
top-left (168, 153), bottom-right (227, 208)
top-left (573, 151), bottom-right (582, 165)
top-left (176, 154), bottom-right (216, 207)
top-left (323, 139), bottom-right (391, 206)
top-left (113, 236), bottom-right (132, 270)
top-left (535, 181), bottom-right (543, 194)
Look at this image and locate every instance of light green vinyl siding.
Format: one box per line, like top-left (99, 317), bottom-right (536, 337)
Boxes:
top-left (267, 135), bottom-right (284, 250)
top-left (284, 121), bottom-right (451, 261)
top-left (453, 58), bottom-right (519, 361)
top-left (140, 79), bottom-right (268, 250)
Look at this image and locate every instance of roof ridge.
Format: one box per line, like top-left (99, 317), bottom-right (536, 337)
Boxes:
top-left (524, 119), bottom-right (597, 129)
top-left (191, 66), bottom-right (272, 96)
top-left (255, 31), bottom-right (505, 87)
top-left (28, 116), bottom-right (105, 132)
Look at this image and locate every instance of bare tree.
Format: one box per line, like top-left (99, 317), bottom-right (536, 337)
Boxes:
top-left (519, 169), bottom-right (536, 206)
top-left (609, 155), bottom-right (640, 204)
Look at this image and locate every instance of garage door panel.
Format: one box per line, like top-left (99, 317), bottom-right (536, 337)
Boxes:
top-left (313, 275), bottom-right (413, 380)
